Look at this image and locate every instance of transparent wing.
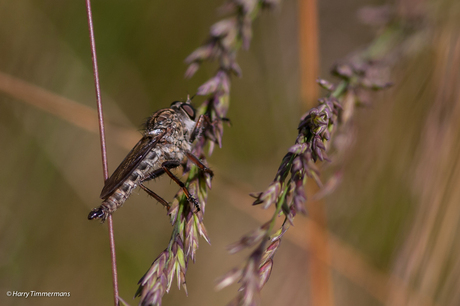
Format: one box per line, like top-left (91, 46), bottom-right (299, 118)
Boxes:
top-left (100, 131), bottom-right (165, 199)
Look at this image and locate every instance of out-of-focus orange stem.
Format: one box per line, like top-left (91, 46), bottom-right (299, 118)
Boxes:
top-left (299, 1), bottom-right (335, 305)
top-left (299, 0), bottom-right (320, 111)
top-left (305, 183), bottom-right (334, 306)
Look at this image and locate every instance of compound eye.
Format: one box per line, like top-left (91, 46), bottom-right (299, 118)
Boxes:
top-left (181, 104), bottom-right (196, 120)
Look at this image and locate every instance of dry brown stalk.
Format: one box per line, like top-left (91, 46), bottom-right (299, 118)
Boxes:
top-left (386, 17), bottom-right (460, 306)
top-left (0, 71), bottom-right (139, 150)
top-left (298, 0), bottom-right (320, 110)
top-left (298, 0), bottom-right (334, 305)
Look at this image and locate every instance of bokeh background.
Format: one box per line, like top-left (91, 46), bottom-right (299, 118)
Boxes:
top-left (1, 0), bottom-right (459, 305)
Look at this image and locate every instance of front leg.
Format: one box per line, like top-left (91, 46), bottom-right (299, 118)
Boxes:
top-left (185, 151), bottom-right (214, 177)
top-left (189, 114), bottom-right (212, 143)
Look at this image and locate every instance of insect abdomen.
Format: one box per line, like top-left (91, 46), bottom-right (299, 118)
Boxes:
top-left (103, 176), bottom-right (139, 213)
top-left (88, 153), bottom-right (159, 221)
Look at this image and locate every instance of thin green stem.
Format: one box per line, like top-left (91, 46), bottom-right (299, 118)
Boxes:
top-left (332, 81), bottom-right (349, 99)
top-left (168, 200), bottom-right (185, 252)
top-left (267, 183), bottom-right (290, 238)
top-left (277, 154), bottom-right (296, 182)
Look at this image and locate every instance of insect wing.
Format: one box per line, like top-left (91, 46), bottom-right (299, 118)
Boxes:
top-left (100, 131), bottom-right (165, 199)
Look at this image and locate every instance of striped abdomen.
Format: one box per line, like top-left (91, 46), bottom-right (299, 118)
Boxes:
top-left (89, 151), bottom-right (159, 221)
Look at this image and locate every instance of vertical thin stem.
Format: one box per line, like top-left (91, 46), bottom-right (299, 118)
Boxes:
top-left (299, 0), bottom-right (335, 305)
top-left (85, 1), bottom-right (119, 305)
top-left (299, 0), bottom-right (320, 111)
top-left (85, 0), bottom-right (108, 178)
top-left (106, 216), bottom-right (118, 306)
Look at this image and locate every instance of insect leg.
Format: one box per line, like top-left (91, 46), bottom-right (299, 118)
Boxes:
top-left (190, 114), bottom-right (212, 143)
top-left (161, 161), bottom-right (200, 211)
top-left (142, 167), bottom-right (166, 182)
top-left (140, 168), bottom-right (173, 208)
top-left (139, 183), bottom-right (170, 209)
top-left (185, 151), bottom-right (214, 177)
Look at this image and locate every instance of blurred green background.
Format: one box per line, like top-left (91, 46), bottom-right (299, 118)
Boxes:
top-left (1, 0), bottom-right (459, 305)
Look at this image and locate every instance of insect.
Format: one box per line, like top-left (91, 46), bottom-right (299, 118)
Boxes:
top-left (88, 99), bottom-right (213, 222)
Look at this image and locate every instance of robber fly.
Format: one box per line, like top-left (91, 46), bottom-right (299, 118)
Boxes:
top-left (88, 99), bottom-right (213, 222)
